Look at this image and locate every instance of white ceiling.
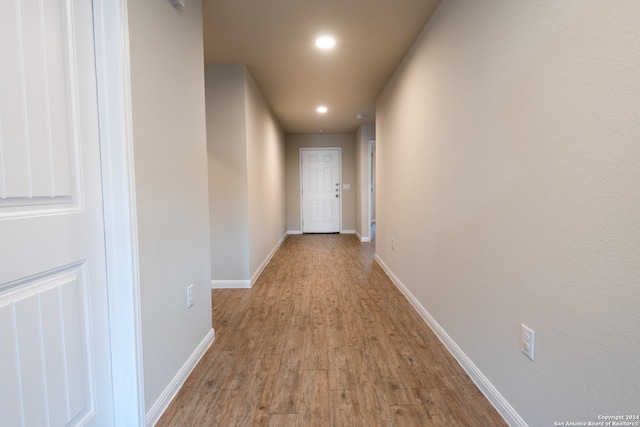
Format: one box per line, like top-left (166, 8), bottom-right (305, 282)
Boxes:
top-left (202, 0), bottom-right (441, 134)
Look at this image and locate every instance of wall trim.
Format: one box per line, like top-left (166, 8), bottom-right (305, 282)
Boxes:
top-left (145, 328), bottom-right (215, 426)
top-left (340, 229), bottom-right (356, 235)
top-left (211, 233), bottom-right (287, 289)
top-left (374, 254), bottom-right (529, 427)
top-left (249, 233), bottom-right (286, 285)
top-left (93, 0), bottom-right (146, 424)
top-left (355, 230), bottom-right (371, 242)
top-left (211, 280), bottom-right (251, 289)
top-left (287, 230), bottom-right (303, 235)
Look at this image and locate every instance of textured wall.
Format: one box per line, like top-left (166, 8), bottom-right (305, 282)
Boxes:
top-left (245, 72), bottom-right (287, 278)
top-left (205, 65), bottom-right (251, 280)
top-left (206, 65), bottom-right (286, 283)
top-left (376, 1), bottom-right (640, 424)
top-left (127, 0), bottom-right (213, 410)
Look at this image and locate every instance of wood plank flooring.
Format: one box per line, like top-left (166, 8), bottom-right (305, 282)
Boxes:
top-left (157, 234), bottom-right (507, 426)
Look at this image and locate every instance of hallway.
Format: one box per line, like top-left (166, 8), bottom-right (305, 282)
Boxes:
top-left (157, 235), bottom-right (506, 426)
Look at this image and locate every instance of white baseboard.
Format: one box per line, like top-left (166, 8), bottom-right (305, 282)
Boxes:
top-left (359, 231), bottom-right (372, 242)
top-left (374, 254), bottom-right (528, 427)
top-left (288, 230), bottom-right (357, 236)
top-left (211, 280), bottom-right (251, 289)
top-left (250, 233), bottom-right (286, 285)
top-left (355, 230), bottom-right (371, 243)
top-left (211, 234), bottom-right (287, 289)
top-left (145, 328), bottom-right (215, 426)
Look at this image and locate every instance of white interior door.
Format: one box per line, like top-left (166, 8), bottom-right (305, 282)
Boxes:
top-left (0, 1), bottom-right (114, 425)
top-left (301, 148), bottom-right (341, 233)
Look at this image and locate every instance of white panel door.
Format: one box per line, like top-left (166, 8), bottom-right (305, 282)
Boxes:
top-left (0, 1), bottom-right (114, 425)
top-left (301, 149), bottom-right (340, 233)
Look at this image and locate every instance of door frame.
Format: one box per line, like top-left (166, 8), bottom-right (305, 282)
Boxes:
top-left (93, 1), bottom-right (145, 424)
top-left (299, 147), bottom-right (342, 233)
top-left (368, 140), bottom-right (376, 240)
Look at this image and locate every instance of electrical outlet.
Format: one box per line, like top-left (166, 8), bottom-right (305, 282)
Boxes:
top-left (520, 324), bottom-right (535, 360)
top-left (187, 284), bottom-right (194, 309)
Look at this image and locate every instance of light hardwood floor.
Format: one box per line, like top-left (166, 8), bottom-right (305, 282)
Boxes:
top-left (157, 234), bottom-right (507, 426)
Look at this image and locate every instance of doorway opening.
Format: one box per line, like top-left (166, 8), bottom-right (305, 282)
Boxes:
top-left (368, 141), bottom-right (376, 242)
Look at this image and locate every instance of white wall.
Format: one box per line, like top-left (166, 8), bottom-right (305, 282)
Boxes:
top-left (285, 133), bottom-right (357, 233)
top-left (376, 1), bottom-right (640, 425)
top-left (127, 0), bottom-right (213, 412)
top-left (245, 73), bottom-right (287, 278)
top-left (205, 65), bottom-right (250, 281)
top-left (206, 64), bottom-right (286, 285)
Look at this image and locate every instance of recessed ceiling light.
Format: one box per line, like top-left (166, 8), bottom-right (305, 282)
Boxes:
top-left (315, 36), bottom-right (336, 49)
top-left (316, 106), bottom-right (328, 114)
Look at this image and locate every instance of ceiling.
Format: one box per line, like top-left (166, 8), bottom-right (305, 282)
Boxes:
top-left (202, 0), bottom-right (441, 134)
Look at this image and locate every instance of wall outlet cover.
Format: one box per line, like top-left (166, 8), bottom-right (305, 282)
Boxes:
top-left (187, 284), bottom-right (194, 309)
top-left (520, 323), bottom-right (535, 360)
